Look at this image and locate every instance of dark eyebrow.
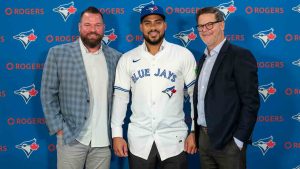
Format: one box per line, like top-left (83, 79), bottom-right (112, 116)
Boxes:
top-left (143, 19), bottom-right (164, 23)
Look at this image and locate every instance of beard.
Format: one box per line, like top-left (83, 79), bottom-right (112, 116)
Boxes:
top-left (143, 31), bottom-right (164, 45)
top-left (80, 32), bottom-right (103, 48)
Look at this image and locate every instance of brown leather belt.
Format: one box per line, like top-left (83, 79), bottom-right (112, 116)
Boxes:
top-left (200, 126), bottom-right (208, 134)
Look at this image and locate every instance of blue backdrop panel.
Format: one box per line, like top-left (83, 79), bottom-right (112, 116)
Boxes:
top-left (0, 0), bottom-right (299, 169)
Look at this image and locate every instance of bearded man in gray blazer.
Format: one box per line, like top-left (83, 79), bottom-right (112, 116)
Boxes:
top-left (41, 6), bottom-right (121, 169)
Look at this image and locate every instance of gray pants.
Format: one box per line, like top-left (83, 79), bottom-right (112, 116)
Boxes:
top-left (57, 135), bottom-right (111, 169)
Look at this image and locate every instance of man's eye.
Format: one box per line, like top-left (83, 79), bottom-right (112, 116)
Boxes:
top-left (207, 23), bottom-right (213, 26)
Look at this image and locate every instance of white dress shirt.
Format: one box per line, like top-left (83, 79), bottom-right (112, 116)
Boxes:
top-left (111, 39), bottom-right (196, 160)
top-left (76, 38), bottom-right (110, 147)
top-left (197, 39), bottom-right (226, 127)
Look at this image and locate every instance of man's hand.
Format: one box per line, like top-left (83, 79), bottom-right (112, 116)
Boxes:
top-left (184, 133), bottom-right (197, 154)
top-left (57, 130), bottom-right (63, 136)
top-left (113, 137), bottom-right (128, 157)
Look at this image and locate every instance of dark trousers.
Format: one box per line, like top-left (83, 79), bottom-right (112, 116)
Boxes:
top-left (198, 127), bottom-right (247, 169)
top-left (128, 142), bottom-right (188, 169)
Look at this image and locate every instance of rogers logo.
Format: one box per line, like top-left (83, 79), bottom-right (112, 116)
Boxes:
top-left (46, 35), bottom-right (79, 43)
top-left (284, 141), bottom-right (300, 150)
top-left (165, 6), bottom-right (200, 14)
top-left (257, 61), bottom-right (284, 69)
top-left (126, 34), bottom-right (143, 42)
top-left (225, 34), bottom-right (245, 41)
top-left (0, 145), bottom-right (7, 152)
top-left (257, 115), bottom-right (284, 122)
top-left (7, 117), bottom-right (46, 126)
top-left (245, 6), bottom-right (284, 14)
top-left (5, 8), bottom-right (44, 16)
top-left (285, 34), bottom-right (300, 42)
top-left (98, 8), bottom-right (125, 14)
top-left (6, 63), bottom-right (44, 71)
top-left (285, 88), bottom-right (300, 96)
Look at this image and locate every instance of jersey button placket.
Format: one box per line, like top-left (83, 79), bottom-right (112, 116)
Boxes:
top-left (150, 59), bottom-right (157, 135)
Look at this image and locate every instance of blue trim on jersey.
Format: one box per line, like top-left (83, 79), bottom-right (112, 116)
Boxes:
top-left (186, 80), bottom-right (196, 88)
top-left (114, 86), bottom-right (130, 92)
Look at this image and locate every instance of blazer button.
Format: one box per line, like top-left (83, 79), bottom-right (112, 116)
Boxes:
top-left (84, 117), bottom-right (87, 120)
top-left (87, 99), bottom-right (90, 103)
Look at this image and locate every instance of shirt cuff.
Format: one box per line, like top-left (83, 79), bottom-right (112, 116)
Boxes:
top-left (233, 137), bottom-right (244, 150)
top-left (112, 127), bottom-right (123, 138)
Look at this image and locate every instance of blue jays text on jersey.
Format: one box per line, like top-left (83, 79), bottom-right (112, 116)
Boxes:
top-left (131, 68), bottom-right (177, 83)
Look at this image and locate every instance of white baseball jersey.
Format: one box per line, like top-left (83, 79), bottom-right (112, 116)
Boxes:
top-left (111, 39), bottom-right (196, 160)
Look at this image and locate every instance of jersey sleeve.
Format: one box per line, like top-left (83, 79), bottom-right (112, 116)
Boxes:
top-left (114, 55), bottom-right (131, 93)
top-left (183, 50), bottom-right (197, 89)
top-left (111, 55), bottom-right (131, 138)
top-left (183, 50), bottom-right (197, 131)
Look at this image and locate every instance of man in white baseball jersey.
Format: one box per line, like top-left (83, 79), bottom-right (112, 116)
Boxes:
top-left (111, 4), bottom-right (197, 169)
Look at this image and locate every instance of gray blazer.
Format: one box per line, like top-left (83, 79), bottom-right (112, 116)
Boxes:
top-left (41, 40), bottom-right (121, 144)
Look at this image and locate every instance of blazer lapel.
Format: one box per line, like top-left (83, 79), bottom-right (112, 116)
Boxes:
top-left (207, 40), bottom-right (230, 89)
top-left (71, 41), bottom-right (89, 95)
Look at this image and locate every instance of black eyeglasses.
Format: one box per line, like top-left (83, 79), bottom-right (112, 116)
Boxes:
top-left (196, 20), bottom-right (222, 32)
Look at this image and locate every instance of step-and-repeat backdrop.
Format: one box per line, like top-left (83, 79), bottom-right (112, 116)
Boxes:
top-left (0, 0), bottom-right (299, 169)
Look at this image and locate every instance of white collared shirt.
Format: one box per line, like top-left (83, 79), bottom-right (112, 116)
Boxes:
top-left (197, 39), bottom-right (226, 127)
top-left (77, 38), bottom-right (109, 147)
top-left (111, 39), bottom-right (196, 160)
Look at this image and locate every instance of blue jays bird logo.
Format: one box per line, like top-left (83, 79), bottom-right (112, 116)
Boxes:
top-left (292, 4), bottom-right (300, 13)
top-left (252, 136), bottom-right (276, 156)
top-left (258, 82), bottom-right (276, 102)
top-left (133, 1), bottom-right (155, 13)
top-left (13, 29), bottom-right (37, 49)
top-left (253, 28), bottom-right (276, 48)
top-left (53, 1), bottom-right (77, 22)
top-left (102, 28), bottom-right (117, 46)
top-left (293, 165), bottom-right (300, 169)
top-left (162, 86), bottom-right (177, 98)
top-left (215, 0), bottom-right (237, 20)
top-left (292, 59), bottom-right (300, 67)
top-left (145, 5), bottom-right (158, 13)
top-left (292, 113), bottom-right (300, 122)
top-left (14, 84), bottom-right (38, 104)
top-left (15, 138), bottom-right (39, 158)
top-left (173, 28), bottom-right (197, 47)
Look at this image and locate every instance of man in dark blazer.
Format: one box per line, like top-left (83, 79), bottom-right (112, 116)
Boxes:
top-left (41, 7), bottom-right (121, 169)
top-left (193, 7), bottom-right (260, 169)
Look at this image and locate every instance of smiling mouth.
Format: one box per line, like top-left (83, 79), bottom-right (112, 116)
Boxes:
top-left (149, 31), bottom-right (159, 36)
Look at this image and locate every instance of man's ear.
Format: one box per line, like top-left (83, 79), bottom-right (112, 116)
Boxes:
top-left (140, 23), bottom-right (143, 32)
top-left (221, 21), bottom-right (225, 31)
